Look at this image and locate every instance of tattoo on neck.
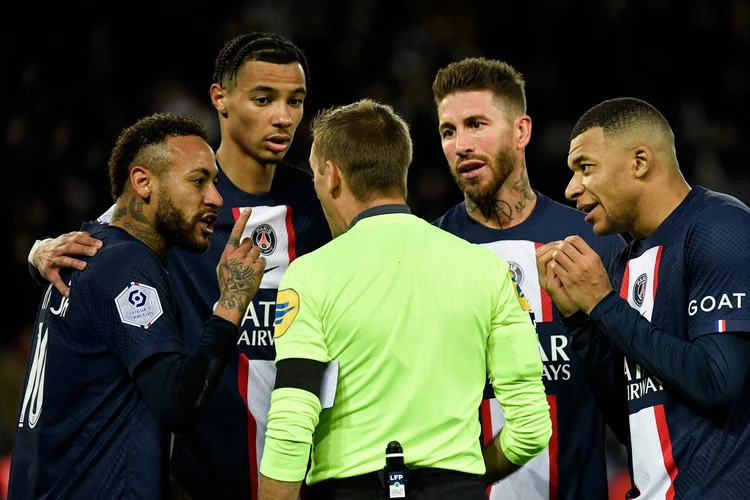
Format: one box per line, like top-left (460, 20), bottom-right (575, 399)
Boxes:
top-left (122, 221), bottom-right (163, 252)
top-left (465, 171), bottom-right (536, 228)
top-left (110, 206), bottom-right (127, 223)
top-left (467, 198), bottom-right (514, 226)
top-left (128, 197), bottom-right (150, 224)
top-left (512, 171), bottom-right (536, 213)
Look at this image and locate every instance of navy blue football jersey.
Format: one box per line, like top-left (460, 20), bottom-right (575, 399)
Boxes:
top-left (606, 186), bottom-right (750, 499)
top-left (434, 192), bottom-right (625, 500)
top-left (97, 162), bottom-right (330, 500)
top-left (9, 223), bottom-right (185, 500)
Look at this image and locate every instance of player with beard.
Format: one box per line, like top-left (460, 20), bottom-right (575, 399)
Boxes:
top-left (26, 33), bottom-right (330, 499)
top-left (431, 58), bottom-right (625, 500)
top-left (8, 113), bottom-right (267, 500)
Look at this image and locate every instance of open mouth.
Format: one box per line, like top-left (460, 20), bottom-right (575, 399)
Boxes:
top-left (578, 203), bottom-right (598, 214)
top-left (265, 135), bottom-right (291, 153)
top-left (457, 160), bottom-right (486, 179)
top-left (198, 213), bottom-right (218, 234)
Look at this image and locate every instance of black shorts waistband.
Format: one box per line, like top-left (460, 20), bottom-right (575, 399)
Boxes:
top-left (310, 467), bottom-right (481, 491)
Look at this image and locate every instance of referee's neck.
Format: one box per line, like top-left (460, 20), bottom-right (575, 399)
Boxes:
top-left (343, 196), bottom-right (408, 229)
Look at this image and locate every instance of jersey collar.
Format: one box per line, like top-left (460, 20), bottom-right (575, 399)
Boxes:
top-left (349, 204), bottom-right (411, 230)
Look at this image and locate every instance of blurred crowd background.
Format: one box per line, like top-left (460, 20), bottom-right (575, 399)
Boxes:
top-left (2, 1), bottom-right (749, 497)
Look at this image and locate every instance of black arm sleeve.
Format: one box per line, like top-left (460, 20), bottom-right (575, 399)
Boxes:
top-left (562, 311), bottom-right (629, 445)
top-left (133, 315), bottom-right (240, 434)
top-left (273, 358), bottom-right (327, 397)
top-left (591, 291), bottom-right (750, 420)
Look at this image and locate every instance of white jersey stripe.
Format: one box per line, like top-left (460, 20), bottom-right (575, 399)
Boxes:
top-left (620, 246), bottom-right (676, 498)
top-left (480, 240), bottom-right (554, 323)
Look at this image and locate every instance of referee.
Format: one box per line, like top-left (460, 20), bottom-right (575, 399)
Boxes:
top-left (258, 99), bottom-right (551, 500)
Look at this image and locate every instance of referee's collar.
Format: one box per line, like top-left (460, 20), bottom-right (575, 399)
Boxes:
top-left (349, 204), bottom-right (411, 230)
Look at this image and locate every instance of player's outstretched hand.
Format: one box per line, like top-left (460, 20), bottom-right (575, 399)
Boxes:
top-left (214, 208), bottom-right (267, 326)
top-left (32, 232), bottom-right (103, 298)
top-left (536, 241), bottom-right (579, 317)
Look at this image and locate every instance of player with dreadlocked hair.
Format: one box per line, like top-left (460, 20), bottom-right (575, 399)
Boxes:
top-left (28, 32), bottom-right (330, 500)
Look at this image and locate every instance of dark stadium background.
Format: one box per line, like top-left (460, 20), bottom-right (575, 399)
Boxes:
top-left (2, 2), bottom-right (748, 497)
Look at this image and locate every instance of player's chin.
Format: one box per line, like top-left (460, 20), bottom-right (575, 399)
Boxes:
top-left (591, 217), bottom-right (622, 237)
top-left (259, 148), bottom-right (288, 162)
top-left (182, 233), bottom-right (212, 254)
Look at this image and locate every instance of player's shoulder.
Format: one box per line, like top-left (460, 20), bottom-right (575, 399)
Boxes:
top-left (82, 225), bottom-right (164, 278)
top-left (272, 162), bottom-right (324, 210)
top-left (431, 202), bottom-right (464, 230)
top-left (274, 162), bottom-right (315, 198)
top-left (688, 186), bottom-right (750, 223)
top-left (681, 188), bottom-right (750, 259)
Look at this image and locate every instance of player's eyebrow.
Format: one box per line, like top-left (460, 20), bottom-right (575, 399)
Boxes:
top-left (438, 121), bottom-right (454, 133)
top-left (188, 166), bottom-right (215, 178)
top-left (569, 153), bottom-right (595, 165)
top-left (249, 85), bottom-right (307, 97)
top-left (463, 114), bottom-right (490, 124)
top-left (439, 114), bottom-right (490, 132)
top-left (249, 85), bottom-right (279, 94)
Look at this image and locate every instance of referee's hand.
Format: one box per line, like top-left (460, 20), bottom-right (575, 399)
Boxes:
top-left (214, 207), bottom-right (267, 326)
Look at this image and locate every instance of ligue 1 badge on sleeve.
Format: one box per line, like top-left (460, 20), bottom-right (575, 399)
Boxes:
top-left (115, 282), bottom-right (163, 329)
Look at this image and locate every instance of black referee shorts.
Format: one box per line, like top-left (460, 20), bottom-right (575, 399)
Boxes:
top-left (306, 468), bottom-right (488, 500)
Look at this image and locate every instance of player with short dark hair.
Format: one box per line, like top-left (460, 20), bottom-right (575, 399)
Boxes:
top-left (538, 96), bottom-right (750, 498)
top-left (432, 57), bottom-right (625, 499)
top-left (28, 33), bottom-right (330, 499)
top-left (8, 113), bottom-right (266, 499)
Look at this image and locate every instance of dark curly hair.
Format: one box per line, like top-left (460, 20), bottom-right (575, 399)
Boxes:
top-left (107, 113), bottom-right (208, 201)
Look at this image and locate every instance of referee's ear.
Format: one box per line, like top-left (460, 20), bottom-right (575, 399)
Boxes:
top-left (325, 160), bottom-right (342, 197)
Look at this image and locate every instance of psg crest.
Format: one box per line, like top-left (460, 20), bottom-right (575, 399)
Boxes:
top-left (508, 261), bottom-right (524, 286)
top-left (633, 273), bottom-right (648, 307)
top-left (251, 224), bottom-right (277, 256)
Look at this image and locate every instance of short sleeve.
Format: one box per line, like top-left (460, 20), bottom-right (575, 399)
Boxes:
top-left (686, 205), bottom-right (750, 339)
top-left (272, 260), bottom-right (330, 364)
top-left (76, 244), bottom-right (185, 375)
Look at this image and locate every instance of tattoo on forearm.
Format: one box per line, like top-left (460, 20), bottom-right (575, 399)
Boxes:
top-left (217, 260), bottom-right (260, 310)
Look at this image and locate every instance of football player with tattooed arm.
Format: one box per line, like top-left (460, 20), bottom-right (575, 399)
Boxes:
top-left (8, 113), bottom-right (266, 499)
top-left (24, 33), bottom-right (330, 499)
top-left (537, 97), bottom-right (750, 499)
top-left (432, 57), bottom-right (625, 500)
